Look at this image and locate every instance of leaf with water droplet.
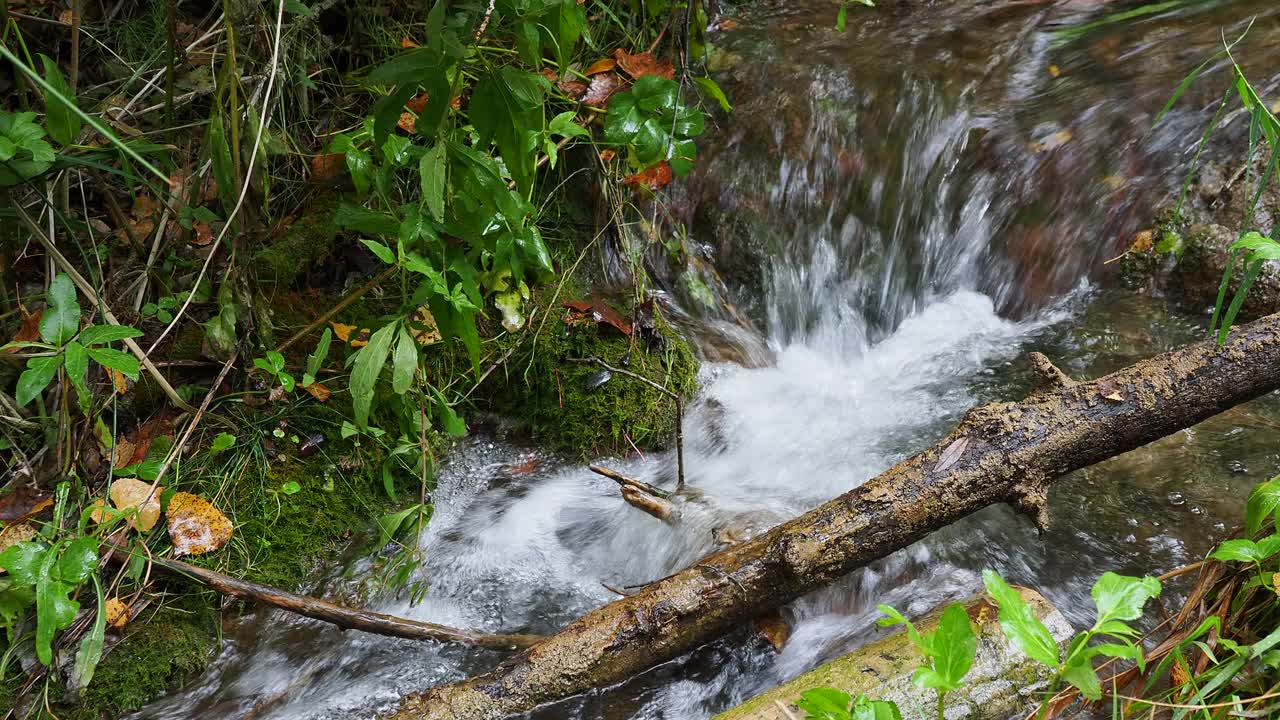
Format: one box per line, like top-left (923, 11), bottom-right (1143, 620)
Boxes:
top-left (585, 369), bottom-right (613, 390)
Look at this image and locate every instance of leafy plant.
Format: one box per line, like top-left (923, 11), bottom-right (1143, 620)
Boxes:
top-left (877, 602), bottom-right (976, 718)
top-left (983, 570), bottom-right (1160, 701)
top-left (604, 74), bottom-right (705, 177)
top-left (835, 0), bottom-right (875, 33)
top-left (4, 274), bottom-right (143, 415)
top-left (253, 350), bottom-right (296, 392)
top-left (796, 688), bottom-right (901, 720)
top-left (0, 110), bottom-right (56, 186)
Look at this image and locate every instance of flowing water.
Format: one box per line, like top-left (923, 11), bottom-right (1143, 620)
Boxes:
top-left (142, 2), bottom-right (1280, 718)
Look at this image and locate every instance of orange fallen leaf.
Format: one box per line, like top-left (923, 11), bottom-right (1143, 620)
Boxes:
top-left (330, 322), bottom-right (358, 343)
top-left (105, 597), bottom-right (131, 629)
top-left (1049, 64), bottom-right (1061, 78)
top-left (401, 37), bottom-right (420, 49)
top-left (623, 161), bottom-right (673, 190)
top-left (562, 296), bottom-right (632, 335)
top-left (302, 381), bottom-right (332, 402)
top-left (408, 306), bottom-right (441, 346)
top-left (7, 308), bottom-right (41, 353)
top-left (109, 368), bottom-right (130, 395)
top-left (0, 523), bottom-right (37, 563)
top-left (191, 221), bottom-right (214, 246)
top-left (312, 153), bottom-right (346, 181)
top-left (87, 499), bottom-right (111, 523)
top-left (558, 80), bottom-right (589, 100)
top-left (613, 49), bottom-right (673, 80)
top-left (166, 492), bottom-right (233, 557)
top-left (584, 58), bottom-right (616, 75)
top-left (109, 478), bottom-right (163, 532)
top-left (1129, 229), bottom-right (1154, 253)
top-left (397, 112), bottom-right (417, 133)
top-left (599, 149), bottom-right (617, 162)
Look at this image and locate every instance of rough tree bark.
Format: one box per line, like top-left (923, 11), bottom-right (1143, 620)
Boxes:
top-left (386, 311), bottom-right (1280, 720)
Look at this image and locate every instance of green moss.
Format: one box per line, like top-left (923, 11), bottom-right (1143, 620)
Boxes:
top-left (186, 450), bottom-right (393, 591)
top-left (477, 296), bottom-right (699, 457)
top-left (254, 200), bottom-right (338, 286)
top-left (61, 604), bottom-right (218, 720)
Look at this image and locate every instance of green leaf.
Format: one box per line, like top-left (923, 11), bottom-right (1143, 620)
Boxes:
top-left (693, 76), bottom-right (732, 112)
top-left (633, 75), bottom-right (678, 112)
top-left (39, 54), bottom-right (81, 146)
top-left (392, 325), bottom-right (418, 395)
top-left (1061, 656), bottom-right (1102, 701)
top-left (305, 328), bottom-right (333, 381)
top-left (361, 238), bottom-right (397, 265)
top-left (420, 142), bottom-right (447, 222)
top-left (796, 687), bottom-right (851, 718)
top-left (57, 538), bottom-right (98, 585)
top-left (280, 481), bottom-right (301, 495)
top-left (982, 570), bottom-right (1060, 669)
top-left (372, 83), bottom-right (419, 150)
top-left (514, 21), bottom-right (542, 66)
top-left (17, 355), bottom-right (63, 407)
top-left (40, 274), bottom-right (81, 346)
top-left (1211, 537), bottom-right (1280, 564)
top-left (0, 542), bottom-right (46, 586)
top-left (209, 432), bottom-right (236, 454)
top-left (204, 279), bottom-right (238, 355)
top-left (549, 111), bottom-right (591, 139)
top-left (849, 696), bottom-right (902, 720)
top-left (1247, 476), bottom-right (1280, 534)
top-left (0, 136), bottom-right (17, 161)
top-left (334, 202), bottom-right (399, 237)
top-left (63, 341), bottom-right (90, 415)
top-left (432, 387), bottom-right (466, 437)
top-left (517, 225), bottom-right (554, 273)
top-left (837, 2), bottom-right (848, 32)
top-left (876, 604), bottom-right (924, 651)
top-left (470, 68), bottom-right (547, 194)
top-left (1091, 572), bottom-right (1161, 627)
top-left (350, 323), bottom-right (397, 428)
top-left (77, 325), bottom-right (143, 346)
top-left (375, 504), bottom-right (421, 551)
top-left (929, 603), bottom-right (977, 690)
top-left (207, 114), bottom-right (237, 210)
top-left (265, 350), bottom-right (285, 373)
top-left (86, 346), bottom-right (140, 380)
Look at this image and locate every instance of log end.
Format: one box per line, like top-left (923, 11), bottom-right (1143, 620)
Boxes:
top-left (1028, 352), bottom-right (1074, 393)
top-left (1011, 479), bottom-right (1051, 536)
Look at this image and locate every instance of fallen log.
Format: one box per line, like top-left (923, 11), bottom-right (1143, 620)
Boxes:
top-left (386, 311), bottom-right (1280, 720)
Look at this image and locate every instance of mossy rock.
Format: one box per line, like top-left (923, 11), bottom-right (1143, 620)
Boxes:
top-left (479, 302), bottom-right (699, 457)
top-left (254, 200), bottom-right (339, 286)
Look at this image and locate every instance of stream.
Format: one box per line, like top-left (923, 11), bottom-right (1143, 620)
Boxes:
top-left (140, 2), bottom-right (1280, 718)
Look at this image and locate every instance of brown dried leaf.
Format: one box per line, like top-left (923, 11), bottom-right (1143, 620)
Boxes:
top-left (583, 73), bottom-right (625, 108)
top-left (598, 149), bottom-right (617, 162)
top-left (0, 487), bottom-right (52, 523)
top-left (7, 308), bottom-right (41, 353)
top-left (613, 49), bottom-right (674, 80)
top-left (191, 221), bottom-right (214, 247)
top-left (401, 37), bottom-right (420, 49)
top-left (933, 436), bottom-right (970, 473)
top-left (623, 161), bottom-right (673, 190)
top-left (109, 478), bottom-right (163, 531)
top-left (562, 296), bottom-right (632, 335)
top-left (1129, 230), bottom-right (1154, 254)
top-left (584, 58), bottom-right (616, 75)
top-left (311, 153), bottom-right (346, 182)
top-left (109, 368), bottom-right (130, 396)
top-left (558, 80), bottom-right (589, 100)
top-left (1103, 391), bottom-right (1125, 403)
top-left (753, 612), bottom-right (790, 653)
top-left (397, 112), bottom-right (417, 133)
top-left (105, 597), bottom-right (131, 629)
top-left (87, 499), bottom-right (110, 524)
top-left (302, 382), bottom-right (332, 403)
top-left (408, 306), bottom-right (442, 346)
top-left (166, 492), bottom-right (233, 557)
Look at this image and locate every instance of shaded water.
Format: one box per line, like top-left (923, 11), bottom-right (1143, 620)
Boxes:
top-left (142, 2), bottom-right (1280, 719)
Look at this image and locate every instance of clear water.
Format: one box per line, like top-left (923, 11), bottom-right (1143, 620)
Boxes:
top-left (139, 2), bottom-right (1280, 719)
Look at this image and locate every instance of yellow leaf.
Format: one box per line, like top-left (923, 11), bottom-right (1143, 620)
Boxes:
top-left (1129, 230), bottom-right (1154, 253)
top-left (105, 597), bottom-right (131, 629)
top-left (166, 492), bottom-right (233, 557)
top-left (1049, 64), bottom-right (1061, 78)
top-left (302, 381), bottom-right (332, 403)
top-left (330, 322), bottom-right (357, 343)
top-left (87, 499), bottom-right (111, 523)
top-left (109, 478), bottom-right (163, 531)
top-left (408, 306), bottom-right (442, 346)
top-left (1103, 391), bottom-right (1125, 403)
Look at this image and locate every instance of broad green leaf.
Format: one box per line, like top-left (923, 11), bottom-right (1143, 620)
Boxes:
top-left (57, 538), bottom-right (98, 584)
top-left (86, 346), bottom-right (140, 380)
top-left (334, 202), bottom-right (399, 236)
top-left (514, 21), bottom-right (542, 66)
top-left (982, 570), bottom-right (1060, 669)
top-left (39, 54), bottom-right (81, 146)
top-left (850, 696), bottom-right (902, 720)
top-left (876, 604), bottom-right (924, 651)
top-left (392, 325), bottom-right (418, 395)
top-left (1246, 476), bottom-right (1280, 534)
top-left (207, 115), bottom-right (237, 210)
top-left (376, 504), bottom-right (422, 550)
top-left (0, 136), bottom-right (16, 161)
top-left (204, 279), bottom-right (238, 354)
top-left (517, 225), bottom-right (554, 273)
top-left (63, 341), bottom-right (90, 414)
top-left (361, 239), bottom-right (396, 265)
top-left (837, 2), bottom-right (848, 32)
top-left (930, 603), bottom-right (977, 690)
top-left (77, 325), bottom-right (143, 346)
top-left (350, 323), bottom-right (397, 428)
top-left (1211, 537), bottom-right (1280, 564)
top-left (470, 67), bottom-right (546, 194)
top-left (40, 274), bottom-right (81, 346)
top-left (419, 142), bottom-right (447, 222)
top-left (17, 355), bottom-right (63, 407)
top-left (1061, 656), bottom-right (1102, 700)
top-left (633, 75), bottom-right (678, 113)
top-left (795, 687), bottom-right (851, 718)
top-left (693, 76), bottom-right (732, 112)
top-left (432, 387), bottom-right (466, 437)
top-left (549, 111), bottom-right (591, 139)
top-left (1091, 572), bottom-right (1161, 627)
top-left (0, 542), bottom-right (46, 586)
top-left (372, 83), bottom-right (419, 150)
top-left (209, 432), bottom-right (236, 454)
